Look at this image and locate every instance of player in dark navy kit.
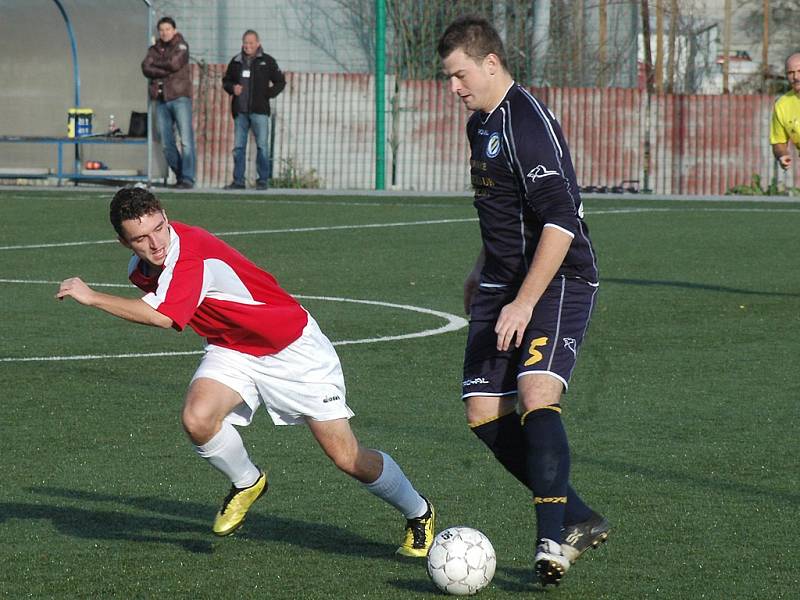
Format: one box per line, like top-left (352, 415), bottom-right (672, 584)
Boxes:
top-left (438, 16), bottom-right (610, 587)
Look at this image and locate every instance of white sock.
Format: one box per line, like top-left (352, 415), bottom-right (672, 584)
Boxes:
top-left (364, 451), bottom-right (428, 519)
top-left (194, 422), bottom-right (261, 489)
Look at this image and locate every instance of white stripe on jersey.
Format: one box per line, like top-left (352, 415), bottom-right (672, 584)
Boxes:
top-left (140, 227), bottom-right (265, 311)
top-left (517, 86), bottom-right (563, 158)
top-left (543, 222), bottom-right (576, 238)
top-left (546, 276), bottom-right (567, 372)
top-left (479, 282), bottom-right (508, 288)
top-left (576, 219), bottom-right (599, 282)
top-left (139, 227), bottom-right (181, 310)
top-left (516, 85), bottom-right (583, 217)
top-left (201, 258), bottom-right (265, 306)
top-left (498, 108), bottom-right (530, 271)
top-left (499, 106), bottom-right (525, 191)
top-left (502, 95), bottom-right (565, 201)
top-left (503, 86), bottom-right (598, 283)
top-left (480, 81), bottom-right (516, 124)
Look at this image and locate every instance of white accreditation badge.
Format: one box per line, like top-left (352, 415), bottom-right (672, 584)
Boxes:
top-left (242, 70), bottom-right (251, 79)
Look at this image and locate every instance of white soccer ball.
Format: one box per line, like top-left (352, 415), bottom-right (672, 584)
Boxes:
top-left (426, 526), bottom-right (496, 596)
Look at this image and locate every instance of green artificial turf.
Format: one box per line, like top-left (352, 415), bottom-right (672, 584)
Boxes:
top-left (1, 189), bottom-right (798, 599)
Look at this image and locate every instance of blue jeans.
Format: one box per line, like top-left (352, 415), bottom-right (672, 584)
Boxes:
top-left (156, 96), bottom-right (195, 184)
top-left (232, 113), bottom-right (270, 186)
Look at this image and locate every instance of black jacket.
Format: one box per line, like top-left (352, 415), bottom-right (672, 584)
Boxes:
top-left (222, 48), bottom-right (286, 117)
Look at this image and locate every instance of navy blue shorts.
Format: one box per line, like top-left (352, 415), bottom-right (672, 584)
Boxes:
top-left (461, 276), bottom-right (598, 399)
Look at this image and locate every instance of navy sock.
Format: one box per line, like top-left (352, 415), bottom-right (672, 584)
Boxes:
top-left (565, 484), bottom-right (593, 525)
top-left (472, 411), bottom-right (592, 526)
top-left (471, 411), bottom-right (528, 484)
top-left (521, 406), bottom-right (571, 543)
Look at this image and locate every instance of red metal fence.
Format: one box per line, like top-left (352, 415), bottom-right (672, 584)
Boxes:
top-left (189, 65), bottom-right (784, 195)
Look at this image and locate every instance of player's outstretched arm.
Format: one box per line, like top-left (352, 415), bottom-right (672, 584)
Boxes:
top-left (56, 277), bottom-right (173, 328)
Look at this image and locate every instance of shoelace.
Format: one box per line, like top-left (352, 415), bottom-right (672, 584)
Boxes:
top-left (407, 510), bottom-right (430, 547)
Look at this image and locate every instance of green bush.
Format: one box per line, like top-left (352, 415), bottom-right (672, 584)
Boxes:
top-left (726, 173), bottom-right (799, 196)
top-left (270, 157), bottom-right (322, 189)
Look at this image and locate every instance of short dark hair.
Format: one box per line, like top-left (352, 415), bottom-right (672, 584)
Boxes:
top-left (110, 187), bottom-right (163, 237)
top-left (243, 29), bottom-right (259, 41)
top-left (437, 16), bottom-right (508, 71)
top-left (157, 16), bottom-right (176, 29)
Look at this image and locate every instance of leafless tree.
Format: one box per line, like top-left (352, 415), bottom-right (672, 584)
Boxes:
top-left (546, 1), bottom-right (639, 88)
top-left (286, 0), bottom-right (375, 72)
top-left (286, 0), bottom-right (641, 87)
top-left (386, 0), bottom-right (500, 79)
top-left (741, 0), bottom-right (800, 92)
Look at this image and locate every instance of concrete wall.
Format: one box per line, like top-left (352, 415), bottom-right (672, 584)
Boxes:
top-left (0, 0), bottom-right (153, 175)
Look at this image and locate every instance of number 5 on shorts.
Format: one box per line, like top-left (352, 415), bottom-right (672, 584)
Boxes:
top-left (523, 336), bottom-right (549, 367)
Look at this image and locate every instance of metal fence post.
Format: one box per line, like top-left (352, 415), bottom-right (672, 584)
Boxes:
top-left (374, 0), bottom-right (386, 190)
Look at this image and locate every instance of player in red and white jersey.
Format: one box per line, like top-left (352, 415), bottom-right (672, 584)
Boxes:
top-left (57, 187), bottom-right (435, 556)
top-left (128, 218), bottom-right (308, 356)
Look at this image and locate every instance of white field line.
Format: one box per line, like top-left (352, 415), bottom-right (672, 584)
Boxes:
top-left (0, 280), bottom-right (468, 363)
top-left (0, 278), bottom-right (131, 288)
top-left (212, 218), bottom-right (477, 238)
top-left (4, 207), bottom-right (799, 251)
top-left (0, 191), bottom-right (470, 208)
top-left (2, 204), bottom-right (797, 360)
top-left (295, 295), bottom-right (467, 346)
top-left (228, 198), bottom-right (470, 208)
top-left (0, 218), bottom-right (477, 251)
top-left (2, 351), bottom-right (203, 363)
top-left (0, 239), bottom-right (119, 251)
top-left (4, 206), bottom-right (799, 252)
top-left (590, 207), bottom-right (800, 214)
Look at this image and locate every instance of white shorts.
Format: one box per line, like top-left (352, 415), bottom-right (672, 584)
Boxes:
top-left (191, 315), bottom-right (354, 426)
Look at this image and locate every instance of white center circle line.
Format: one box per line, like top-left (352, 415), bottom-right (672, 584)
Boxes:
top-left (0, 279), bottom-right (467, 363)
top-left (3, 206), bottom-right (797, 252)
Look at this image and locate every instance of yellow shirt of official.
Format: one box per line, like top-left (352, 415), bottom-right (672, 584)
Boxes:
top-left (770, 90), bottom-right (800, 148)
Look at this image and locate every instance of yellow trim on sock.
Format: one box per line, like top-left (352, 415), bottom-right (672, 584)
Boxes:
top-left (468, 407), bottom-right (518, 429)
top-left (533, 496), bottom-right (567, 504)
top-left (520, 404), bottom-right (562, 425)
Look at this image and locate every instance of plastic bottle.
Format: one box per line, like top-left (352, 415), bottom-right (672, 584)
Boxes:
top-left (108, 114), bottom-right (116, 134)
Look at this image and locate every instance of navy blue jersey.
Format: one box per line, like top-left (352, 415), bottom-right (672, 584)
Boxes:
top-left (467, 83), bottom-right (598, 291)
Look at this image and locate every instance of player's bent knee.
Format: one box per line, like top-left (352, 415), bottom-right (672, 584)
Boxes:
top-left (464, 396), bottom-right (516, 427)
top-left (517, 374), bottom-right (564, 411)
top-left (181, 404), bottom-right (221, 443)
top-left (464, 403), bottom-right (482, 426)
top-left (332, 445), bottom-right (383, 483)
top-left (328, 446), bottom-right (360, 476)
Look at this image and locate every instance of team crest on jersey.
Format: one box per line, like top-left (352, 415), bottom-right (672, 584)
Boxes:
top-left (485, 133), bottom-right (501, 158)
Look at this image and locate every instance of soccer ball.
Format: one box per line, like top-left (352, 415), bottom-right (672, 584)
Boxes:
top-left (427, 526), bottom-right (496, 596)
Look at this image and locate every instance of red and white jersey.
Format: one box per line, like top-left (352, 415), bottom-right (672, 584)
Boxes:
top-left (128, 221), bottom-right (308, 356)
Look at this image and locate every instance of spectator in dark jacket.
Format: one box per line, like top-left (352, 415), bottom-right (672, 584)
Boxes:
top-left (222, 30), bottom-right (286, 190)
top-left (141, 16), bottom-right (196, 189)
